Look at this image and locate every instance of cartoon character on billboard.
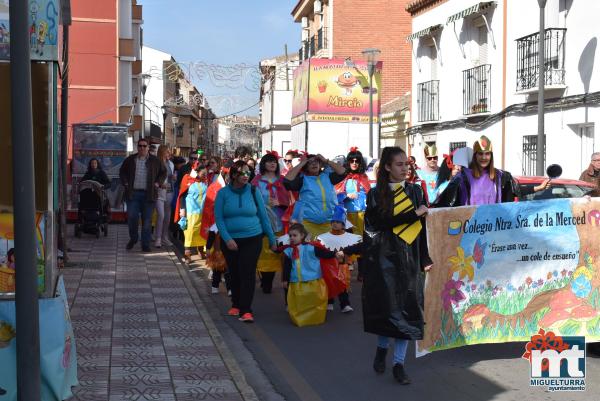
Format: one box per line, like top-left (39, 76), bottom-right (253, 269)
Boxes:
top-left (34, 20), bottom-right (48, 56)
top-left (29, 1), bottom-right (39, 47)
top-left (335, 71), bottom-right (359, 96)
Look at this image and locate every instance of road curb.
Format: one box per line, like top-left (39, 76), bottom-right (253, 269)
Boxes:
top-left (166, 247), bottom-right (260, 401)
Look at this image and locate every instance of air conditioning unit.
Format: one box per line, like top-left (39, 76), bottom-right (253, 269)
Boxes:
top-left (314, 0), bottom-right (322, 14)
top-left (301, 17), bottom-right (309, 29)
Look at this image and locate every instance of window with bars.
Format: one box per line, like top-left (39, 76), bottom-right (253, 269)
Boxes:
top-left (450, 142), bottom-right (467, 152)
top-left (522, 135), bottom-right (546, 175)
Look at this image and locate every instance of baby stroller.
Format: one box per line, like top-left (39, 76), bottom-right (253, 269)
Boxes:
top-left (74, 180), bottom-right (110, 238)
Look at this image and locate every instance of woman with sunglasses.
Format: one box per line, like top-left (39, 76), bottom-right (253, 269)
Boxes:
top-left (174, 161), bottom-right (209, 264)
top-left (284, 153), bottom-right (347, 239)
top-left (436, 136), bottom-right (519, 207)
top-left (206, 156), bottom-right (222, 185)
top-left (251, 151), bottom-right (291, 293)
top-left (215, 161), bottom-right (277, 322)
top-left (335, 147), bottom-right (371, 237)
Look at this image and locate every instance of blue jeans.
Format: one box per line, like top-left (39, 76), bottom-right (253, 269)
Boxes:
top-left (126, 190), bottom-right (154, 247)
top-left (378, 336), bottom-right (409, 365)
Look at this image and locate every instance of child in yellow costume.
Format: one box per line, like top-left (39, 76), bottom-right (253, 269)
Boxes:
top-left (280, 223), bottom-right (339, 327)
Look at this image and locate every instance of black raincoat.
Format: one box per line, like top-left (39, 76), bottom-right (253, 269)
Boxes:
top-left (361, 183), bottom-right (432, 340)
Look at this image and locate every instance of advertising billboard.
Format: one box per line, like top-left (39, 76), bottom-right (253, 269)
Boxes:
top-left (0, 0), bottom-right (60, 61)
top-left (71, 124), bottom-right (128, 212)
top-left (291, 58), bottom-right (382, 125)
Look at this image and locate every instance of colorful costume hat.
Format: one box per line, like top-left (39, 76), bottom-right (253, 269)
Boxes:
top-left (473, 135), bottom-right (493, 153)
top-left (331, 204), bottom-right (347, 224)
top-left (424, 144), bottom-right (438, 158)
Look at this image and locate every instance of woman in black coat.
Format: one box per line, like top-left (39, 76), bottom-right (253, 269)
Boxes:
top-left (362, 146), bottom-right (433, 385)
top-left (82, 158), bottom-right (111, 188)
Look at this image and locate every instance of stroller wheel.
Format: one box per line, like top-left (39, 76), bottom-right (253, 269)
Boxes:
top-left (103, 223), bottom-right (108, 237)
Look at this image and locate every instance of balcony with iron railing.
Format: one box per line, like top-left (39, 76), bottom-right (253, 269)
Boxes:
top-left (516, 28), bottom-right (566, 93)
top-left (463, 64), bottom-right (491, 115)
top-left (417, 80), bottom-right (439, 122)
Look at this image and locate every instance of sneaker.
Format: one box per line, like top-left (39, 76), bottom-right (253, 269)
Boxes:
top-left (239, 313), bottom-right (254, 323)
top-left (341, 305), bottom-right (354, 313)
top-left (227, 290), bottom-right (232, 297)
top-left (154, 241), bottom-right (162, 248)
top-left (126, 240), bottom-right (137, 250)
top-left (162, 239), bottom-right (173, 247)
top-left (211, 287), bottom-right (219, 294)
top-left (142, 245), bottom-right (151, 252)
top-left (227, 307), bottom-right (240, 316)
top-left (373, 347), bottom-right (387, 374)
top-left (327, 304), bottom-right (334, 311)
top-left (392, 363), bottom-right (411, 385)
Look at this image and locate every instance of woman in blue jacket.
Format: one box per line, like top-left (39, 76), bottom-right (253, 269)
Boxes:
top-left (283, 153), bottom-right (346, 239)
top-left (215, 160), bottom-right (277, 323)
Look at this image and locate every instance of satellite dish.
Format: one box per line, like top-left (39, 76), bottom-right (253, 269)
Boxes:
top-left (546, 164), bottom-right (562, 179)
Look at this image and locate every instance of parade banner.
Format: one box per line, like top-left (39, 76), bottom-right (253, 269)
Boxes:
top-left (291, 58), bottom-right (382, 124)
top-left (420, 198), bottom-right (600, 354)
top-left (0, 0), bottom-right (60, 61)
top-left (0, 276), bottom-right (78, 400)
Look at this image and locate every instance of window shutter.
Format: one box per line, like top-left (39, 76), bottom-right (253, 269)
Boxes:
top-left (430, 45), bottom-right (438, 80)
top-left (478, 26), bottom-right (488, 65)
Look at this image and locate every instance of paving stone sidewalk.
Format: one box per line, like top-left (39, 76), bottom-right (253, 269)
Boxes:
top-left (62, 224), bottom-right (252, 401)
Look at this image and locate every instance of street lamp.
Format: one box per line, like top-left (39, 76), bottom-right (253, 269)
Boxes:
top-left (536, 0), bottom-right (547, 176)
top-left (171, 115), bottom-right (179, 150)
top-left (141, 73), bottom-right (151, 139)
top-left (362, 48), bottom-right (381, 158)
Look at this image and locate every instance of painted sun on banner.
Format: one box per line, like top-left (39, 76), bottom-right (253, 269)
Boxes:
top-left (420, 198), bottom-right (600, 354)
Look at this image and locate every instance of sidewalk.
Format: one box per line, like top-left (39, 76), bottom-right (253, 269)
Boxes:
top-left (62, 224), bottom-right (257, 401)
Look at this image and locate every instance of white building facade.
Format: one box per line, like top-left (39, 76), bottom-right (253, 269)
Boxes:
top-left (259, 54), bottom-right (299, 156)
top-left (407, 0), bottom-right (599, 179)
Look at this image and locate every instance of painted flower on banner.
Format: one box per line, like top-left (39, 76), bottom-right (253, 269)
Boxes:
top-left (525, 277), bottom-right (533, 287)
top-left (573, 266), bottom-right (593, 281)
top-left (571, 275), bottom-right (592, 299)
top-left (442, 279), bottom-right (466, 311)
top-left (448, 247), bottom-right (475, 281)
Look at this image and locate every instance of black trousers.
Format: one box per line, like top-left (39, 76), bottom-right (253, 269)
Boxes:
top-left (212, 269), bottom-right (231, 290)
top-left (328, 290), bottom-right (351, 308)
top-left (221, 234), bottom-right (263, 315)
top-left (259, 271), bottom-right (276, 293)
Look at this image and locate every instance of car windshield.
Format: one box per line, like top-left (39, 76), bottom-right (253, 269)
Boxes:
top-left (519, 184), bottom-right (593, 201)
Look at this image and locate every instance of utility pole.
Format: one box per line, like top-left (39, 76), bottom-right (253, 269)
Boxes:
top-left (60, 3), bottom-right (72, 266)
top-left (536, 0), bottom-right (547, 176)
top-left (10, 0), bottom-right (42, 399)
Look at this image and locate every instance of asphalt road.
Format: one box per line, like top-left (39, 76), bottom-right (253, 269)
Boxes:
top-left (184, 264), bottom-right (600, 401)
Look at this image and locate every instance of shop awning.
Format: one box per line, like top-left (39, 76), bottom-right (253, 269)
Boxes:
top-left (446, 1), bottom-right (496, 24)
top-left (406, 24), bottom-right (443, 42)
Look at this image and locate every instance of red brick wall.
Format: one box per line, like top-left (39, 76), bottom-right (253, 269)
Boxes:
top-left (332, 0), bottom-right (413, 104)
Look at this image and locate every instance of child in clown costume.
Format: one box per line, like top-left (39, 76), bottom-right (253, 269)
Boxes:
top-left (317, 205), bottom-right (362, 313)
top-left (281, 223), bottom-right (340, 327)
top-left (175, 162), bottom-right (208, 264)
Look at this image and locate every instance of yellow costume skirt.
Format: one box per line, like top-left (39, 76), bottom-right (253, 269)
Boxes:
top-left (303, 220), bottom-right (331, 241)
top-left (183, 213), bottom-right (206, 248)
top-left (287, 278), bottom-right (328, 327)
top-left (257, 235), bottom-right (282, 273)
top-left (347, 211), bottom-right (365, 237)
